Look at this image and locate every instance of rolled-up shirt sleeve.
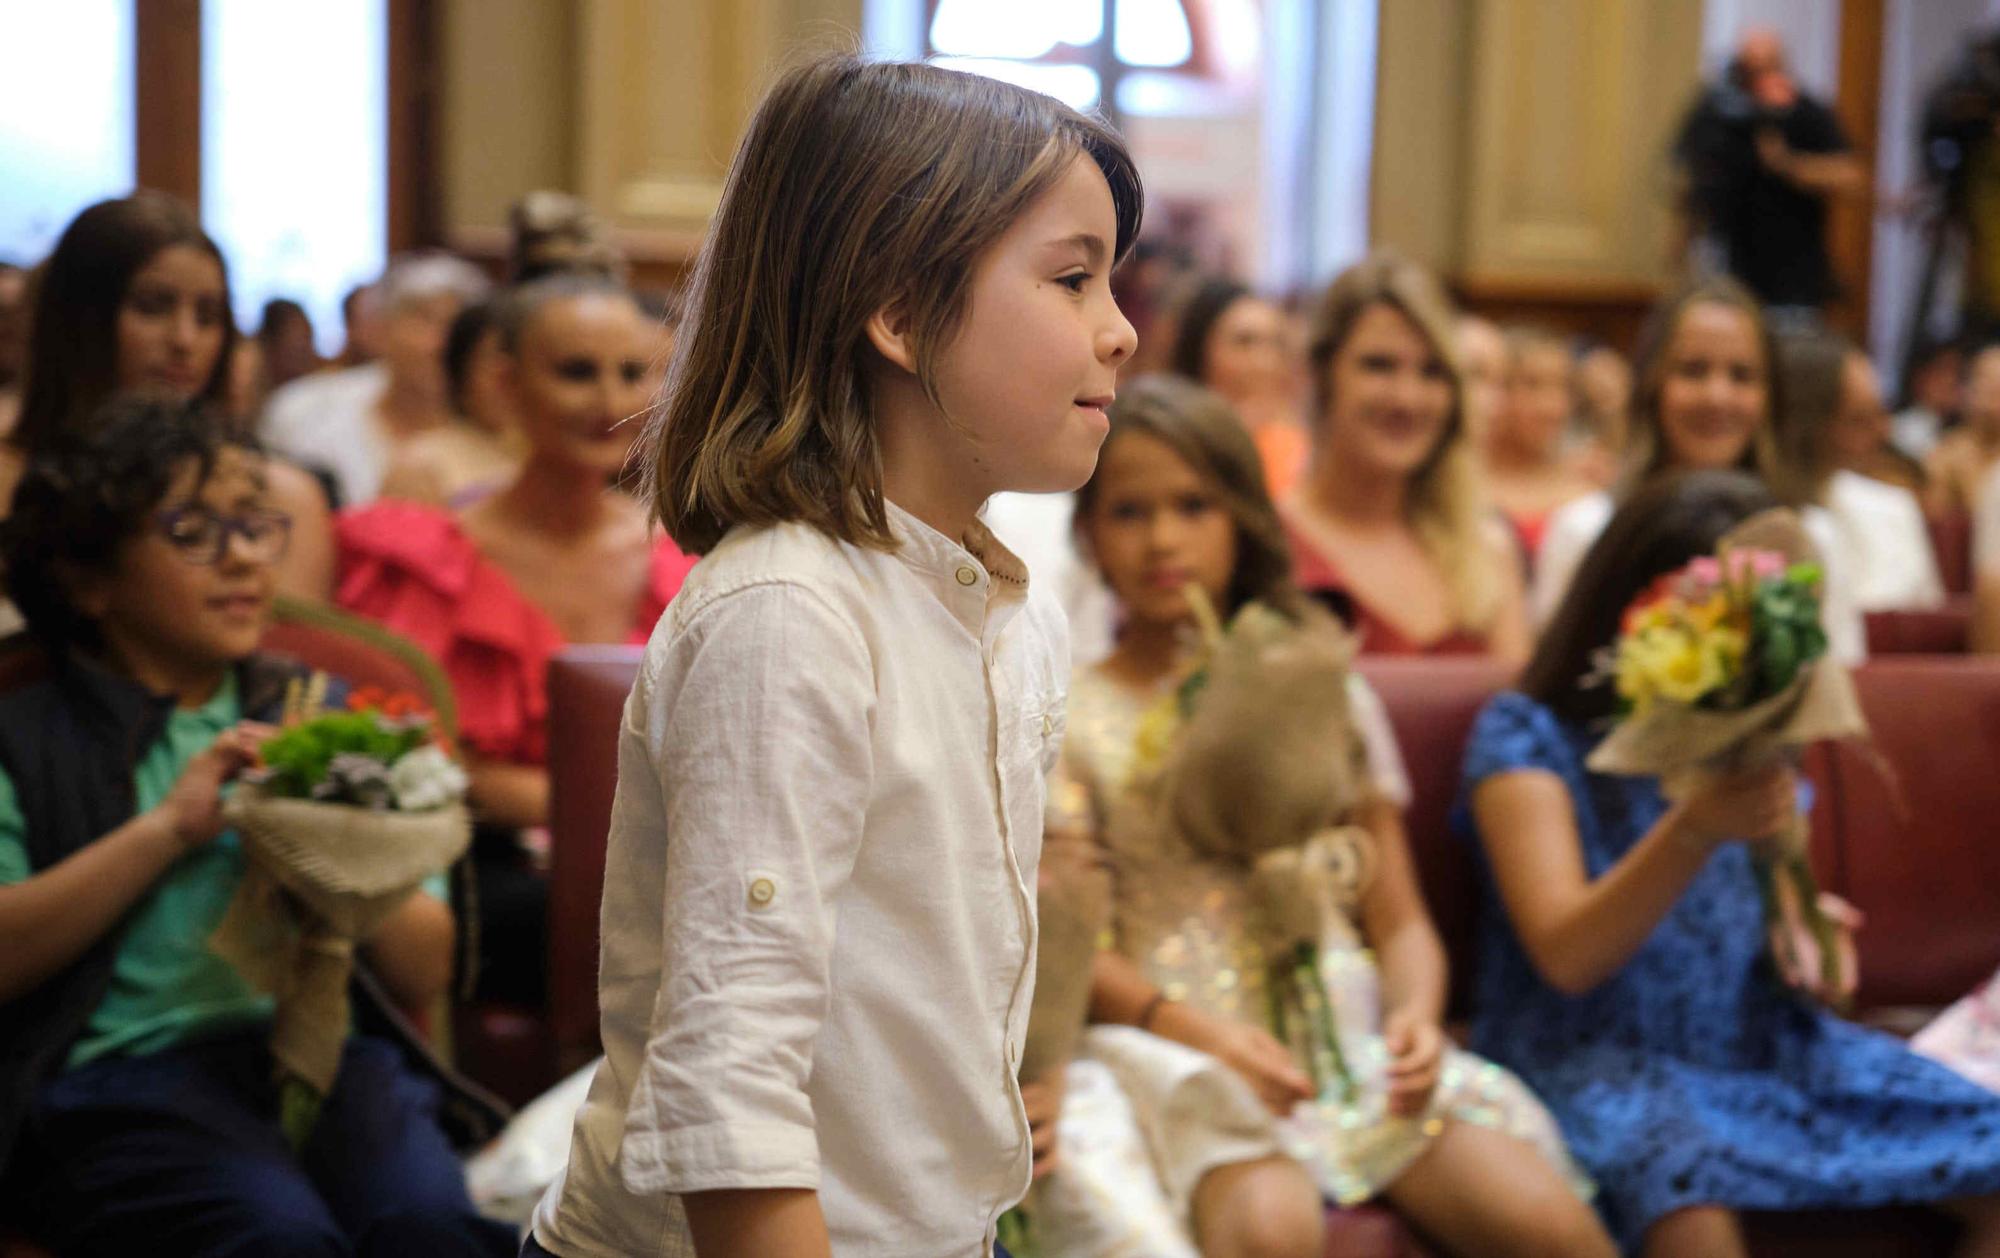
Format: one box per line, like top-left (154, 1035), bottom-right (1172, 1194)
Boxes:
top-left (617, 581), bottom-right (876, 1196)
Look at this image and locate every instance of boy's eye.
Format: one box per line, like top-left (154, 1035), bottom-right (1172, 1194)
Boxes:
top-left (1056, 272), bottom-right (1091, 294)
top-left (1107, 501), bottom-right (1146, 522)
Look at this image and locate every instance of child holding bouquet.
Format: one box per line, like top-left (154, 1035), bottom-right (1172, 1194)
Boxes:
top-left (0, 399), bottom-right (511, 1255)
top-left (1458, 468), bottom-right (2000, 1256)
top-left (1034, 375), bottom-right (1609, 1258)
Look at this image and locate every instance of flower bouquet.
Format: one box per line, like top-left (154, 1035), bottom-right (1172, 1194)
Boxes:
top-left (1587, 509), bottom-right (1867, 1006)
top-left (1106, 587), bottom-right (1378, 1106)
top-left (209, 675), bottom-right (472, 1145)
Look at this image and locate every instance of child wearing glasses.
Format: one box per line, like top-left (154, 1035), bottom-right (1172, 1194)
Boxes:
top-left (0, 398), bottom-right (513, 1256)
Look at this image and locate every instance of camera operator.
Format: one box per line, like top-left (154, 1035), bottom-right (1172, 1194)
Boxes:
top-left (1673, 28), bottom-right (1866, 326)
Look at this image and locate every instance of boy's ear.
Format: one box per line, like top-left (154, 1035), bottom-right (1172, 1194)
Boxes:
top-left (864, 300), bottom-right (919, 376)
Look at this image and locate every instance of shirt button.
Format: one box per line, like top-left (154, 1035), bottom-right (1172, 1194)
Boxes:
top-left (748, 877), bottom-right (777, 907)
top-left (955, 564), bottom-right (980, 587)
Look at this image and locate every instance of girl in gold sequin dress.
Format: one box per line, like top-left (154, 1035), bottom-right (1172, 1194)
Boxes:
top-left (1029, 376), bottom-right (1608, 1258)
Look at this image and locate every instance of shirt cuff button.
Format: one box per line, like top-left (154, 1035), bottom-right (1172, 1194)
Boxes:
top-left (748, 876), bottom-right (777, 907)
top-left (955, 565), bottom-right (980, 587)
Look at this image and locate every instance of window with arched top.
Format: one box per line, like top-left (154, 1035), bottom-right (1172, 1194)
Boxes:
top-left (924, 0), bottom-right (1208, 117)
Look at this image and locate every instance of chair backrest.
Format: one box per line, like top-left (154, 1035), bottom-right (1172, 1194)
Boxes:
top-left (1822, 657), bottom-right (2000, 1009)
top-left (1353, 658), bottom-right (1510, 1019)
top-left (537, 647), bottom-right (2000, 1049)
top-left (1928, 511), bottom-right (1974, 595)
top-left (547, 645), bottom-right (644, 1072)
top-left (1863, 601), bottom-right (1972, 655)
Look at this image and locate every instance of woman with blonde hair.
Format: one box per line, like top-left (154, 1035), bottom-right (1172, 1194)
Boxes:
top-left (1283, 253), bottom-right (1529, 665)
top-left (1529, 276), bottom-right (1865, 661)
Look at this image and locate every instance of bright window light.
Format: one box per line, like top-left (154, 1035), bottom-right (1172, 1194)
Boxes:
top-left (929, 0), bottom-right (1102, 59)
top-left (1115, 0), bottom-right (1193, 67)
top-left (929, 56), bottom-right (1101, 111)
top-left (0, 0), bottom-right (135, 264)
top-left (202, 0), bottom-right (386, 356)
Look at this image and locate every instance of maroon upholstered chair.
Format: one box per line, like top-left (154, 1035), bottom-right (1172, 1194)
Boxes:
top-left (1863, 598), bottom-right (1973, 655)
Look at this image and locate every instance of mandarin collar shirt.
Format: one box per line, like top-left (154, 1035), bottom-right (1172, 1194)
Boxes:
top-left (533, 502), bottom-right (1067, 1257)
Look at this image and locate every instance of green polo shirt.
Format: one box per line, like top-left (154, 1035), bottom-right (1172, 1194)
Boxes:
top-left (0, 673), bottom-right (447, 1069)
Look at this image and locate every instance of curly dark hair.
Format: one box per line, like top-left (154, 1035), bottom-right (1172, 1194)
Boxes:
top-left (2, 396), bottom-right (256, 649)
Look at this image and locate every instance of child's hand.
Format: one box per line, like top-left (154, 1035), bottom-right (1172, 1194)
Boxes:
top-left (1674, 765), bottom-right (1797, 850)
top-left (1771, 890), bottom-right (1863, 1007)
top-left (1020, 1067), bottom-right (1066, 1180)
top-left (1207, 1020), bottom-right (1313, 1116)
top-left (1382, 1008), bottom-right (1443, 1117)
top-left (152, 722), bottom-right (272, 851)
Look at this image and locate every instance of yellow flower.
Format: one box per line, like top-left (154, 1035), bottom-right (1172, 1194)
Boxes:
top-left (1652, 628), bottom-right (1729, 704)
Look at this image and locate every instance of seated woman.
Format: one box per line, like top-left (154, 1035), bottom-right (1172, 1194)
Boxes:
top-left (336, 273), bottom-right (693, 1004)
top-left (1774, 333), bottom-right (1943, 611)
top-left (1457, 469), bottom-right (2000, 1257)
top-left (1169, 278), bottom-right (1310, 499)
top-left (377, 298), bottom-right (525, 508)
top-left (1281, 254), bottom-right (1530, 664)
top-left (1035, 375), bottom-right (1610, 1258)
top-left (0, 398), bottom-right (511, 1256)
top-left (4, 192), bottom-right (334, 606)
top-left (1531, 277), bottom-right (1866, 662)
top-left (1484, 328), bottom-right (1598, 563)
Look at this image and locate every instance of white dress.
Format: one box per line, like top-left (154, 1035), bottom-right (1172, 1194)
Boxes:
top-left (1532, 490), bottom-right (1869, 663)
top-left (1032, 666), bottom-right (1590, 1257)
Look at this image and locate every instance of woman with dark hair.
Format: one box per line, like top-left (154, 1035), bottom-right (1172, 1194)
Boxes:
top-left (1458, 469), bottom-right (2000, 1257)
top-left (1168, 278), bottom-right (1309, 499)
top-left (3, 193), bottom-right (333, 602)
top-left (1529, 276), bottom-right (1864, 661)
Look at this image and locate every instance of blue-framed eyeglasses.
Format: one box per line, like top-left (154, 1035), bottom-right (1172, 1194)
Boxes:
top-left (151, 506), bottom-right (293, 566)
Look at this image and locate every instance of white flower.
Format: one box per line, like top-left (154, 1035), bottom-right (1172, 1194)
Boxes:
top-left (388, 744), bottom-right (469, 812)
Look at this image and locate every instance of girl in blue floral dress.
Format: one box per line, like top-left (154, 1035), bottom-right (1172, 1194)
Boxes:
top-left (1457, 469), bottom-right (2000, 1256)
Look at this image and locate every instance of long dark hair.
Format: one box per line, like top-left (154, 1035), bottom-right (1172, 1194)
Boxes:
top-left (1167, 277), bottom-right (1252, 382)
top-left (13, 192), bottom-right (237, 454)
top-left (1521, 469), bottom-right (1779, 724)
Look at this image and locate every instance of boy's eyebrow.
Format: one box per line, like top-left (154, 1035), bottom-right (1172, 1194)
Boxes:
top-left (1044, 232), bottom-right (1109, 267)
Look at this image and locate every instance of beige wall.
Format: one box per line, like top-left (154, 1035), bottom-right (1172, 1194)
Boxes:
top-left (1371, 0), bottom-right (1702, 291)
top-left (441, 0), bottom-right (862, 258)
top-left (1369, 0), bottom-right (1474, 275)
top-left (441, 0), bottom-right (577, 234)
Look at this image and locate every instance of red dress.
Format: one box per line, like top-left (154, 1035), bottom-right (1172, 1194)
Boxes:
top-left (335, 501), bottom-right (696, 764)
top-left (1282, 515), bottom-right (1489, 656)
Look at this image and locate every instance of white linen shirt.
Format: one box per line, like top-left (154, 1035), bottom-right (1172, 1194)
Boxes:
top-left (531, 503), bottom-right (1064, 1258)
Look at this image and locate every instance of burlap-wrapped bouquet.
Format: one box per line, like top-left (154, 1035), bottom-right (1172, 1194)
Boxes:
top-left (1587, 509), bottom-right (1868, 1004)
top-left (1106, 592), bottom-right (1380, 1096)
top-left (209, 680), bottom-right (471, 1143)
